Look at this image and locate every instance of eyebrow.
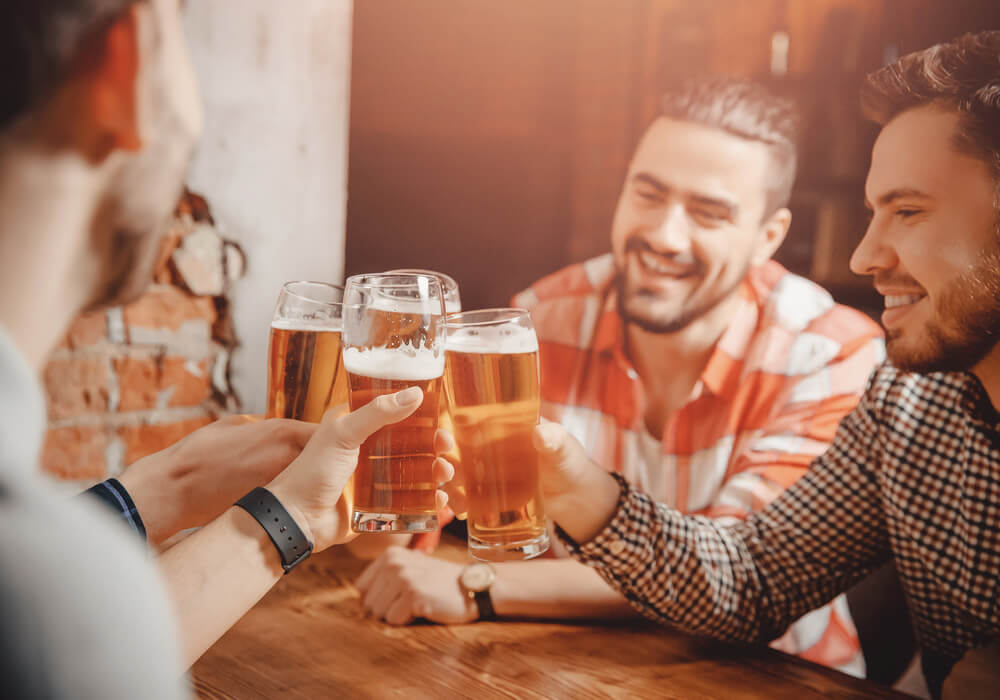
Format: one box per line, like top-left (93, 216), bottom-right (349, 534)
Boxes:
top-left (864, 187), bottom-right (932, 211)
top-left (630, 172), bottom-right (740, 220)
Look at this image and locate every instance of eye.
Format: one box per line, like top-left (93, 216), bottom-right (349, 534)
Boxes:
top-left (634, 188), bottom-right (661, 202)
top-left (690, 208), bottom-right (727, 226)
top-left (896, 208), bottom-right (922, 219)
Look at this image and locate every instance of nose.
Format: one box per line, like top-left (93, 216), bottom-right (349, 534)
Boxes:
top-left (849, 215), bottom-right (897, 276)
top-left (647, 203), bottom-right (691, 254)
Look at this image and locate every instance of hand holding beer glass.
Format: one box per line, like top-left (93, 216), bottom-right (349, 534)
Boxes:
top-left (445, 309), bottom-right (549, 560)
top-left (344, 273), bottom-right (448, 533)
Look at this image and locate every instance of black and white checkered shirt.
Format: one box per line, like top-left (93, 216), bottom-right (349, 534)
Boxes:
top-left (560, 362), bottom-right (1000, 698)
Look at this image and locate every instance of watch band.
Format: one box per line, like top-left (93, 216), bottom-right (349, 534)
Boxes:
top-left (234, 487), bottom-right (313, 574)
top-left (473, 588), bottom-right (497, 621)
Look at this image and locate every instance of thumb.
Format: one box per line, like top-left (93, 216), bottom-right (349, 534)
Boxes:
top-left (532, 422), bottom-right (589, 478)
top-left (324, 386), bottom-right (424, 450)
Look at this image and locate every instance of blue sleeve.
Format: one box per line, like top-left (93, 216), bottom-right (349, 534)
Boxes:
top-left (82, 478), bottom-right (147, 541)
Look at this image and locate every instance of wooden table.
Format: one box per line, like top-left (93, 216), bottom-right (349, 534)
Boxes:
top-left (193, 539), bottom-right (911, 699)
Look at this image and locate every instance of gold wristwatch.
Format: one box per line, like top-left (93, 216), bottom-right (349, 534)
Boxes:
top-left (458, 562), bottom-right (497, 621)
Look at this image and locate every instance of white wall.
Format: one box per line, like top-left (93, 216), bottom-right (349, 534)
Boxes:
top-left (183, 1), bottom-right (353, 412)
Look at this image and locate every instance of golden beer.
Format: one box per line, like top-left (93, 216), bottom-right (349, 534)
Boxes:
top-left (266, 321), bottom-right (348, 421)
top-left (445, 310), bottom-right (548, 560)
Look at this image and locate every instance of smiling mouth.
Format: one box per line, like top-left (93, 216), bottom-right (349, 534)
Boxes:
top-left (884, 294), bottom-right (925, 309)
top-left (635, 249), bottom-right (697, 278)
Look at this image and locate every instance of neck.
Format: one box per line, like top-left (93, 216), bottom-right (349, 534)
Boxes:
top-left (972, 344), bottom-right (1000, 414)
top-left (0, 136), bottom-right (103, 371)
top-left (625, 290), bottom-right (741, 401)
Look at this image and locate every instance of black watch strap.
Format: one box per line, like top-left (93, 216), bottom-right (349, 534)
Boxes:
top-left (474, 589), bottom-right (496, 621)
top-left (235, 487), bottom-right (313, 574)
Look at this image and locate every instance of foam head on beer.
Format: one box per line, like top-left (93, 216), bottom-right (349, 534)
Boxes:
top-left (446, 322), bottom-right (539, 355)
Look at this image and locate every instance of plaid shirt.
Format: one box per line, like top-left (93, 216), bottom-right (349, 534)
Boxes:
top-left (561, 363), bottom-right (1000, 698)
top-left (514, 255), bottom-right (885, 674)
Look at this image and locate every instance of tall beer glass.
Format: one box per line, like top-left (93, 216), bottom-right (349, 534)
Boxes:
top-left (343, 273), bottom-right (447, 533)
top-left (266, 282), bottom-right (348, 422)
top-left (445, 309), bottom-right (549, 560)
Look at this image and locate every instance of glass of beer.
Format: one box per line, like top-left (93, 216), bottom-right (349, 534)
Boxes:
top-left (444, 308), bottom-right (549, 560)
top-left (266, 281), bottom-right (348, 421)
top-left (343, 273), bottom-right (447, 533)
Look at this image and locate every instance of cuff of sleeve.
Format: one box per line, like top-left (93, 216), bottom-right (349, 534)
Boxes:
top-left (84, 478), bottom-right (148, 541)
top-left (554, 473), bottom-right (655, 574)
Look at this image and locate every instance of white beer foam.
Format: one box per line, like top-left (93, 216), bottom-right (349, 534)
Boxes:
top-left (271, 318), bottom-right (342, 332)
top-left (446, 324), bottom-right (539, 354)
top-left (343, 346), bottom-right (445, 381)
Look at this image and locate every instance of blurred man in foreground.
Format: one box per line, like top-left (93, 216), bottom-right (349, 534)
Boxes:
top-left (0, 1), bottom-right (451, 696)
top-left (530, 31), bottom-right (1000, 699)
top-left (359, 77), bottom-right (884, 675)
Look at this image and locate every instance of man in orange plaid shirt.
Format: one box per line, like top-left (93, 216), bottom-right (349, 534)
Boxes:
top-left (357, 77), bottom-right (885, 677)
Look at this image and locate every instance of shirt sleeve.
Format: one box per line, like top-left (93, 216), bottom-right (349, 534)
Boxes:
top-left (82, 478), bottom-right (147, 541)
top-left (558, 377), bottom-right (893, 644)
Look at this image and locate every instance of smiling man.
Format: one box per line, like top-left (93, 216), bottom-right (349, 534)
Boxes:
top-left (526, 31), bottom-right (1000, 699)
top-left (357, 78), bottom-right (886, 676)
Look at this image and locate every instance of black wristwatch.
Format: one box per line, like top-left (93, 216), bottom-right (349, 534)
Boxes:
top-left (235, 487), bottom-right (313, 574)
top-left (459, 563), bottom-right (497, 621)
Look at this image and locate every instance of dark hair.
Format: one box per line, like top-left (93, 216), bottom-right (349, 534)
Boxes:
top-left (0, 0), bottom-right (141, 131)
top-left (660, 77), bottom-right (799, 217)
top-left (862, 31), bottom-right (1000, 201)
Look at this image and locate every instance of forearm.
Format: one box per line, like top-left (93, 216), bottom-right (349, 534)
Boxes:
top-left (491, 558), bottom-right (638, 620)
top-left (157, 507), bottom-right (284, 666)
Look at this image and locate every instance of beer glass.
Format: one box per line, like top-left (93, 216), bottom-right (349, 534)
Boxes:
top-left (266, 281), bottom-right (348, 422)
top-left (444, 309), bottom-right (549, 560)
top-left (343, 273), bottom-right (447, 533)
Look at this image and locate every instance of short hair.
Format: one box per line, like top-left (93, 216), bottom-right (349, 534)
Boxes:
top-left (0, 0), bottom-right (141, 132)
top-left (862, 31), bottom-right (1000, 206)
top-left (659, 77), bottom-right (800, 218)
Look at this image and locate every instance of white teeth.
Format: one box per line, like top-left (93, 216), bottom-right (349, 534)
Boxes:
top-left (885, 294), bottom-right (924, 309)
top-left (638, 250), bottom-right (683, 275)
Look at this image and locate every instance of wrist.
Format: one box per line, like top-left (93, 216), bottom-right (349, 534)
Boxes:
top-left (264, 483), bottom-right (314, 545)
top-left (118, 453), bottom-right (178, 546)
top-left (549, 469), bottom-right (622, 545)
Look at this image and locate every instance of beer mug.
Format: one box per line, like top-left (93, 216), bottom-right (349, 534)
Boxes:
top-left (266, 281), bottom-right (349, 422)
top-left (444, 308), bottom-right (549, 560)
top-left (343, 273), bottom-right (447, 533)
top-left (388, 269), bottom-right (461, 314)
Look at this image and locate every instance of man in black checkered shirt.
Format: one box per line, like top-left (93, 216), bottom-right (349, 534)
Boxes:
top-left (528, 31), bottom-right (1000, 699)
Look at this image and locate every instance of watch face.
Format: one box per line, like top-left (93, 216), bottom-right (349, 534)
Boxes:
top-left (461, 563), bottom-right (495, 592)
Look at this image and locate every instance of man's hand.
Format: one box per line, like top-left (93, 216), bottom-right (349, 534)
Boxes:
top-left (355, 547), bottom-right (477, 625)
top-left (267, 387), bottom-right (454, 552)
top-left (533, 421), bottom-right (622, 545)
top-left (120, 415), bottom-right (317, 546)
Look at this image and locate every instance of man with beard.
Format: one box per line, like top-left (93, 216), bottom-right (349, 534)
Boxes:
top-left (356, 77), bottom-right (885, 676)
top-left (0, 1), bottom-right (452, 696)
top-left (528, 30), bottom-right (1000, 699)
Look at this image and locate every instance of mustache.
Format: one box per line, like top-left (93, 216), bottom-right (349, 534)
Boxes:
top-left (873, 273), bottom-right (923, 290)
top-left (624, 238), bottom-right (700, 270)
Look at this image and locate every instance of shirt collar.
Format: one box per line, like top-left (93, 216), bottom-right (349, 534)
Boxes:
top-left (596, 277), bottom-right (759, 399)
top-left (958, 371), bottom-right (1000, 430)
top-left (0, 325), bottom-right (47, 476)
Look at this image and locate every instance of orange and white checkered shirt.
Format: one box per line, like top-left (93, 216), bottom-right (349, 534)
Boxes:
top-left (513, 254), bottom-right (885, 676)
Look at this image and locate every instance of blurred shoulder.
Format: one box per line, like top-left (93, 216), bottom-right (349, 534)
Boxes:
top-left (0, 473), bottom-right (186, 700)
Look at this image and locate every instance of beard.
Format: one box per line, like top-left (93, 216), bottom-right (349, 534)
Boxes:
top-left (615, 239), bottom-right (745, 334)
top-left (887, 236), bottom-right (1000, 373)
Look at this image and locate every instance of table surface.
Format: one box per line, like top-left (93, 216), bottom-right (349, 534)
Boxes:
top-left (192, 538), bottom-right (911, 700)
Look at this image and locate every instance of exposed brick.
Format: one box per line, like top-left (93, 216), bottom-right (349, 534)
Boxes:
top-left (123, 285), bottom-right (217, 339)
top-left (114, 354), bottom-right (213, 411)
top-left (57, 311), bottom-right (108, 350)
top-left (43, 354), bottom-right (110, 420)
top-left (119, 416), bottom-right (214, 465)
top-left (40, 426), bottom-right (107, 481)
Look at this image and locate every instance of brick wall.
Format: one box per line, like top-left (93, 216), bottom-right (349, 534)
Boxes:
top-left (41, 192), bottom-right (243, 485)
